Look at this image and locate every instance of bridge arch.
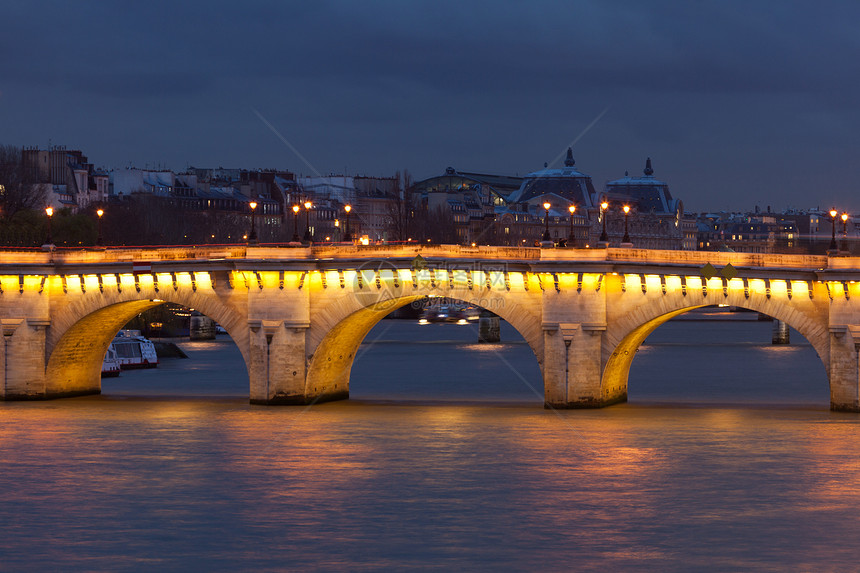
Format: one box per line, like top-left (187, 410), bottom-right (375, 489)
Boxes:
top-left (45, 287), bottom-right (248, 398)
top-left (304, 287), bottom-right (544, 401)
top-left (600, 291), bottom-right (831, 405)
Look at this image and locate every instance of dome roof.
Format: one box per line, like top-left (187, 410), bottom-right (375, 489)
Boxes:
top-left (605, 158), bottom-right (678, 214)
top-left (508, 148), bottom-right (596, 206)
top-left (607, 158), bottom-right (668, 187)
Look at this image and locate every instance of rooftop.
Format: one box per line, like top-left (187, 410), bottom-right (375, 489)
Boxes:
top-left (507, 148), bottom-right (596, 206)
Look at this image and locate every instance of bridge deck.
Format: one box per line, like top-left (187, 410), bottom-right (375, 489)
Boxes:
top-left (0, 245), bottom-right (852, 283)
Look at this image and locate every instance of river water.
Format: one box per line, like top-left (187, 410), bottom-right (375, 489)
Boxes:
top-left (2, 314), bottom-right (859, 571)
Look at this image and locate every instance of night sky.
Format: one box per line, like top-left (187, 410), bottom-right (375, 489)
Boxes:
top-left (3, 1), bottom-right (860, 212)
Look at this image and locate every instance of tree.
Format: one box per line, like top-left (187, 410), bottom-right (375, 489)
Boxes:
top-left (51, 208), bottom-right (97, 247)
top-left (386, 170), bottom-right (415, 242)
top-left (100, 194), bottom-right (272, 246)
top-left (0, 209), bottom-right (43, 246)
top-left (425, 204), bottom-right (458, 244)
top-left (0, 145), bottom-right (46, 220)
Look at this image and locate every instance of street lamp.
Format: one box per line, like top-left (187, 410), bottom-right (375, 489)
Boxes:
top-left (567, 205), bottom-right (577, 247)
top-left (96, 208), bottom-right (104, 246)
top-left (248, 201), bottom-right (258, 245)
top-left (829, 208), bottom-right (838, 252)
top-left (622, 205), bottom-right (631, 244)
top-left (542, 201), bottom-right (551, 241)
top-left (303, 200), bottom-right (312, 242)
top-left (343, 204), bottom-right (353, 242)
top-left (599, 200), bottom-right (609, 243)
top-left (841, 212), bottom-right (849, 252)
top-left (44, 206), bottom-right (54, 246)
top-left (291, 205), bottom-right (301, 242)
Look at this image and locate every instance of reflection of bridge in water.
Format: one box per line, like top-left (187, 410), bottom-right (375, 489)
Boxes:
top-left (2, 245), bottom-right (860, 410)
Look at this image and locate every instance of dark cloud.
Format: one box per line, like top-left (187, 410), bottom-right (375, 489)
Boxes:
top-left (2, 0), bottom-right (860, 210)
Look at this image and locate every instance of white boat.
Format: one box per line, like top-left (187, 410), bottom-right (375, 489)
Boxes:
top-left (101, 344), bottom-right (121, 378)
top-left (111, 330), bottom-right (159, 369)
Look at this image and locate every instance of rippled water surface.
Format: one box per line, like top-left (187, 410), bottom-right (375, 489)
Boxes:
top-left (2, 316), bottom-right (859, 571)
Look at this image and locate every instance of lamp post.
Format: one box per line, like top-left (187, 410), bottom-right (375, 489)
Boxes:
top-left (622, 205), bottom-right (631, 244)
top-left (303, 200), bottom-right (312, 242)
top-left (567, 205), bottom-right (577, 247)
top-left (96, 208), bottom-right (104, 246)
top-left (291, 205), bottom-right (301, 242)
top-left (599, 200), bottom-right (609, 243)
top-left (44, 206), bottom-right (54, 246)
top-left (829, 208), bottom-right (838, 252)
top-left (841, 212), bottom-right (849, 252)
top-left (542, 201), bottom-right (551, 241)
top-left (343, 204), bottom-right (353, 242)
top-left (248, 201), bottom-right (258, 244)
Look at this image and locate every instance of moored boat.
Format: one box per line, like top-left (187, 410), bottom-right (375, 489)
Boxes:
top-left (112, 330), bottom-right (158, 369)
top-left (101, 344), bottom-right (121, 377)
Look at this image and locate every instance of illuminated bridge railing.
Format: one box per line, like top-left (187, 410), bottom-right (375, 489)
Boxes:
top-left (0, 244), bottom-right (843, 268)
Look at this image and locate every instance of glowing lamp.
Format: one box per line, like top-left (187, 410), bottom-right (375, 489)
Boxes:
top-left (829, 208), bottom-right (839, 251)
top-left (44, 206), bottom-right (55, 247)
top-left (622, 205), bottom-right (632, 244)
top-left (95, 208), bottom-right (105, 246)
top-left (598, 201), bottom-right (609, 243)
top-left (541, 202), bottom-right (552, 241)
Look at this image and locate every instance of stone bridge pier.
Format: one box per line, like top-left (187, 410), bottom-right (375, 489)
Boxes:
top-left (827, 325), bottom-right (860, 412)
top-left (539, 273), bottom-right (612, 407)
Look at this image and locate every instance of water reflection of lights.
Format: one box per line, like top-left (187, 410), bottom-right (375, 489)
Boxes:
top-left (418, 318), bottom-right (428, 325)
top-left (759, 345), bottom-right (806, 356)
top-left (461, 343), bottom-right (517, 352)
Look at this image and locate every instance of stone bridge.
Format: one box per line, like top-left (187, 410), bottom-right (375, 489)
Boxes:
top-left (2, 245), bottom-right (859, 410)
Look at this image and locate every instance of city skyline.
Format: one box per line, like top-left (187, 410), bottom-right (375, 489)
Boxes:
top-left (3, 2), bottom-right (860, 212)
